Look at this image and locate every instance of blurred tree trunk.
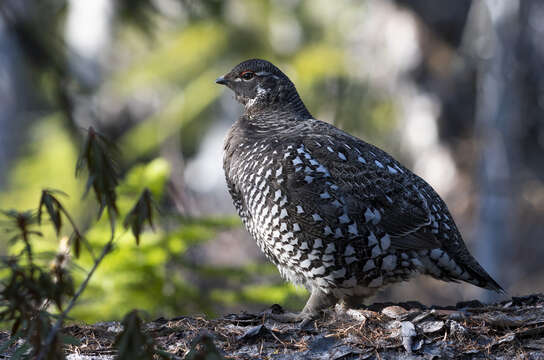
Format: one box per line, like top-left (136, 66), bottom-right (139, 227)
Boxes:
top-left (0, 3), bottom-right (37, 188)
top-left (0, 24), bottom-right (19, 187)
top-left (465, 0), bottom-right (522, 300)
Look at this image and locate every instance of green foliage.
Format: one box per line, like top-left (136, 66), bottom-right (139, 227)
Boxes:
top-left (210, 276), bottom-right (307, 312)
top-left (123, 189), bottom-right (157, 245)
top-left (0, 128), bottom-right (167, 358)
top-left (0, 210), bottom-right (74, 359)
top-left (69, 217), bottom-right (237, 322)
top-left (1, 210), bottom-right (42, 262)
top-left (76, 127), bottom-right (121, 233)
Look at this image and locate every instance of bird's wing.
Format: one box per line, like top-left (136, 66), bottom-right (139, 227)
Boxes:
top-left (282, 130), bottom-right (442, 250)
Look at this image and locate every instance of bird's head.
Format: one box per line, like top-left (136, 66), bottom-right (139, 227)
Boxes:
top-left (216, 59), bottom-right (310, 117)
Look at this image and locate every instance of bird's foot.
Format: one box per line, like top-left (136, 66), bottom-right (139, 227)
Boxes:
top-left (268, 311), bottom-right (315, 328)
top-left (261, 290), bottom-right (337, 328)
top-left (259, 305), bottom-right (316, 328)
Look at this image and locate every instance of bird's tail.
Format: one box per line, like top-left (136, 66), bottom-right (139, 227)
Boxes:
top-left (416, 247), bottom-right (504, 294)
top-left (458, 259), bottom-right (505, 293)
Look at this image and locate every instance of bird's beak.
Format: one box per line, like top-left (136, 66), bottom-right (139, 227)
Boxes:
top-left (215, 76), bottom-right (228, 85)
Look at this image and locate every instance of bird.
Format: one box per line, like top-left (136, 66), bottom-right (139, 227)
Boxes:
top-left (217, 59), bottom-right (503, 323)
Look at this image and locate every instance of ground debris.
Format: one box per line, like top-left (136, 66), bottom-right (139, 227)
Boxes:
top-left (1, 294), bottom-right (544, 359)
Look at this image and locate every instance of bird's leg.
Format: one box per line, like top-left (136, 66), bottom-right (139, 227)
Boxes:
top-left (269, 289), bottom-right (337, 326)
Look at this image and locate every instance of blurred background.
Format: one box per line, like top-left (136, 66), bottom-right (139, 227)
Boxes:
top-left (0, 0), bottom-right (543, 323)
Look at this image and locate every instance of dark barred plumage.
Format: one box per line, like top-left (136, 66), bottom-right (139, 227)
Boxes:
top-left (217, 59), bottom-right (503, 323)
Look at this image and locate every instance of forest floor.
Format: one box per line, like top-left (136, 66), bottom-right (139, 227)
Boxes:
top-left (2, 294), bottom-right (544, 359)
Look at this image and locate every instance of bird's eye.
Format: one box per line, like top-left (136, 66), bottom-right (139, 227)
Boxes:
top-left (240, 71), bottom-right (255, 80)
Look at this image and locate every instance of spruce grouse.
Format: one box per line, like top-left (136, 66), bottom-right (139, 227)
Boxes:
top-left (217, 59), bottom-right (503, 323)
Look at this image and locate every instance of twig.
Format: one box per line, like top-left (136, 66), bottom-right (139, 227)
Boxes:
top-left (61, 208), bottom-right (96, 261)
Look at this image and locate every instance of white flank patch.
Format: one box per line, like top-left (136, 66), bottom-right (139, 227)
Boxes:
top-left (323, 254), bottom-right (334, 262)
top-left (368, 232), bottom-right (378, 246)
top-left (411, 258), bottom-right (424, 268)
top-left (381, 255), bottom-right (397, 271)
top-left (387, 165), bottom-right (398, 174)
top-left (437, 253), bottom-right (451, 268)
top-left (344, 245), bottom-right (355, 256)
top-left (430, 249), bottom-right (442, 260)
top-left (451, 265), bottom-right (463, 276)
top-left (363, 260), bottom-right (375, 272)
top-left (282, 232), bottom-right (293, 241)
top-left (339, 213), bottom-right (350, 224)
top-left (311, 266), bottom-right (326, 276)
top-left (380, 235), bottom-right (391, 250)
top-left (315, 165), bottom-right (330, 176)
top-left (371, 245), bottom-right (381, 258)
top-left (345, 256), bottom-right (358, 264)
top-left (274, 190), bottom-right (282, 201)
top-left (348, 223), bottom-right (358, 235)
top-left (364, 208), bottom-right (375, 223)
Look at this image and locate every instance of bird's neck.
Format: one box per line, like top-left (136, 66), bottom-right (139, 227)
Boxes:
top-left (242, 91), bottom-right (312, 132)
